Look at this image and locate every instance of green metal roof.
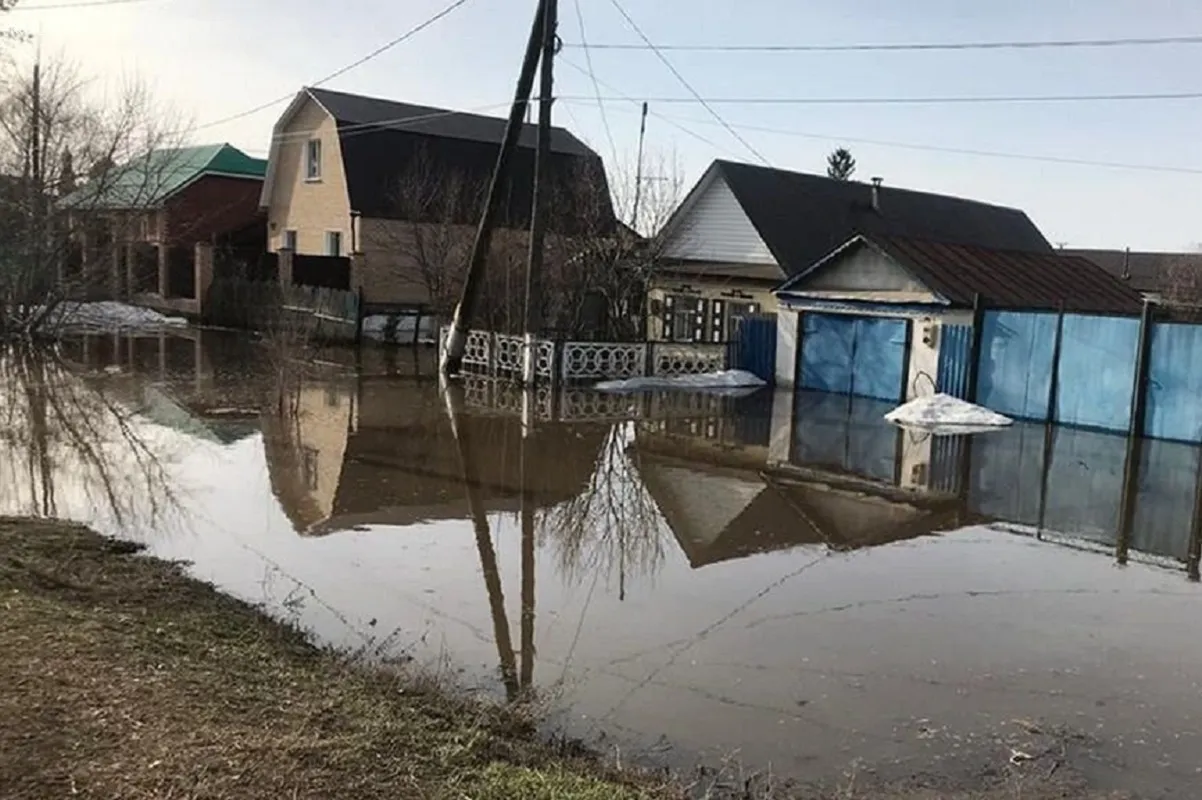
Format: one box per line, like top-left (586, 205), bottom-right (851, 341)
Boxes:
top-left (59, 143), bottom-right (267, 210)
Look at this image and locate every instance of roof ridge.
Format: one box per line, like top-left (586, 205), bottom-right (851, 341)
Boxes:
top-left (306, 86), bottom-right (581, 135)
top-left (714, 158), bottom-right (1027, 214)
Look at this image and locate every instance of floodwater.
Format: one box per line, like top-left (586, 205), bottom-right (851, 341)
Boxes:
top-left (5, 329), bottom-right (1202, 798)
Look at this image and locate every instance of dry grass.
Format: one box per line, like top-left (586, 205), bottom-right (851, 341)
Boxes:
top-left (0, 518), bottom-right (665, 800)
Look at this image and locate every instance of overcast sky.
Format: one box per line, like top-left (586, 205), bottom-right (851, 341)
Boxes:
top-left (18, 0), bottom-right (1202, 250)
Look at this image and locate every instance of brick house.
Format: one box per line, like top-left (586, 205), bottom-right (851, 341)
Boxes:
top-left (59, 143), bottom-right (267, 315)
top-left (259, 87), bottom-right (613, 329)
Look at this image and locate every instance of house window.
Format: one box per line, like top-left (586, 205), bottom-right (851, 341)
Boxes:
top-left (662, 295), bottom-right (707, 342)
top-left (305, 139), bottom-right (322, 181)
top-left (725, 302), bottom-right (760, 342)
top-left (283, 230), bottom-right (297, 251)
top-left (325, 231), bottom-right (342, 257)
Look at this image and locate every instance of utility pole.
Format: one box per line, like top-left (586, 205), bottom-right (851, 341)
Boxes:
top-left (521, 0), bottom-right (558, 384)
top-left (630, 101), bottom-right (649, 228)
top-left (442, 0), bottom-right (550, 377)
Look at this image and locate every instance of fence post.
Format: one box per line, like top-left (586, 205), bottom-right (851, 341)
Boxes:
top-left (1188, 453), bottom-right (1202, 582)
top-left (351, 287), bottom-right (363, 344)
top-left (1128, 299), bottom-right (1155, 440)
top-left (1116, 299), bottom-right (1155, 566)
top-left (965, 293), bottom-right (986, 404)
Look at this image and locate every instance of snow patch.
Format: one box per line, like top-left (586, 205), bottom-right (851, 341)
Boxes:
top-left (47, 301), bottom-right (188, 332)
top-left (595, 369), bottom-right (767, 393)
top-left (885, 393), bottom-right (1012, 432)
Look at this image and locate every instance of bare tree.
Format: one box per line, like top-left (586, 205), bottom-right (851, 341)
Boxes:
top-left (1162, 254), bottom-right (1202, 311)
top-left (541, 149), bottom-right (685, 341)
top-left (0, 55), bottom-right (188, 337)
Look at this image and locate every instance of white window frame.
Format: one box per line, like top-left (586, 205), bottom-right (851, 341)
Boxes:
top-left (305, 139), bottom-right (322, 181)
top-left (325, 231), bottom-right (342, 257)
top-left (283, 230), bottom-right (297, 251)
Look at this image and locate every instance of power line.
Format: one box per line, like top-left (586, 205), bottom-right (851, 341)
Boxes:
top-left (558, 89), bottom-right (1202, 106)
top-left (563, 33), bottom-right (1202, 53)
top-left (572, 0), bottom-right (619, 166)
top-left (12, 0), bottom-right (158, 9)
top-left (558, 57), bottom-right (742, 158)
top-left (194, 0), bottom-right (473, 132)
top-left (563, 98), bottom-right (1202, 176)
top-left (605, 0), bottom-right (770, 166)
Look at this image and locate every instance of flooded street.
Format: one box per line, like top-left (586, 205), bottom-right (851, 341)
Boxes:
top-left (6, 330), bottom-right (1202, 798)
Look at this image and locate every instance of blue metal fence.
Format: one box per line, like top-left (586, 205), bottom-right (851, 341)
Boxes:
top-left (977, 311), bottom-right (1058, 419)
top-left (1054, 314), bottom-right (1140, 432)
top-left (935, 323), bottom-right (972, 399)
top-left (729, 314), bottom-right (778, 384)
top-left (1145, 322), bottom-right (1202, 442)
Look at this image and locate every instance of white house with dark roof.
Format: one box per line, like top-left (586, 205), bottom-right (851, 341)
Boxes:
top-left (649, 160), bottom-right (1054, 353)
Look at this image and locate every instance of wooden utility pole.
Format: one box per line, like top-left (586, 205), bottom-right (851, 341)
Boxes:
top-left (631, 101), bottom-right (649, 228)
top-left (442, 0), bottom-right (550, 377)
top-left (521, 0), bottom-right (558, 384)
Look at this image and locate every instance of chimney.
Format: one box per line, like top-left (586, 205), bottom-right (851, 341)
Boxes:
top-left (870, 177), bottom-right (883, 212)
top-left (1122, 246), bottom-right (1131, 280)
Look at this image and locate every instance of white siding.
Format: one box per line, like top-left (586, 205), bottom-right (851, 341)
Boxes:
top-left (661, 175), bottom-right (776, 265)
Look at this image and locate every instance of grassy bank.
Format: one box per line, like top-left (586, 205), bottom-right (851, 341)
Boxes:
top-left (0, 518), bottom-right (664, 800)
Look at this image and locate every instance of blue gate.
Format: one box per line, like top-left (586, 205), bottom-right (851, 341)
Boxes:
top-left (729, 313), bottom-right (777, 383)
top-left (936, 323), bottom-right (973, 399)
top-left (800, 313), bottom-right (907, 401)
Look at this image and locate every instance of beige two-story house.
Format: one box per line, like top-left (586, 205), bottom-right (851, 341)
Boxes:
top-left (259, 87), bottom-right (613, 324)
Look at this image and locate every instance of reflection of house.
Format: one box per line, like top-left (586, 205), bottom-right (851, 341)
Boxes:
top-left (259, 87), bottom-right (612, 316)
top-left (635, 406), bottom-right (966, 569)
top-left (58, 143), bottom-right (267, 315)
top-left (649, 160), bottom-right (1052, 347)
top-left (263, 377), bottom-right (607, 534)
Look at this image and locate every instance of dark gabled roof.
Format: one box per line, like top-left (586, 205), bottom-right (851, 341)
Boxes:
top-left (303, 88), bottom-right (611, 230)
top-left (712, 161), bottom-right (1052, 275)
top-left (307, 87), bottom-right (594, 156)
top-left (1062, 248), bottom-right (1197, 294)
top-left (782, 234), bottom-right (1142, 314)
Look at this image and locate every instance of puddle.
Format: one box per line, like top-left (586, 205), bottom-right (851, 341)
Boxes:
top-left (4, 330), bottom-right (1202, 798)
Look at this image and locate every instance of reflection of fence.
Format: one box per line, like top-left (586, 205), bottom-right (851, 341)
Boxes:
top-left (441, 327), bottom-right (729, 384)
top-left (458, 374), bottom-right (762, 425)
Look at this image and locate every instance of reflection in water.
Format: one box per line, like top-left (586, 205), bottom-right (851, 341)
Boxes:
top-left (7, 334), bottom-right (1202, 798)
top-left (0, 341), bottom-right (184, 530)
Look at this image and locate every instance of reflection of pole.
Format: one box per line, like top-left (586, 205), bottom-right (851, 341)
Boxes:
top-left (518, 387), bottom-right (536, 689)
top-left (444, 382), bottom-right (520, 700)
top-left (443, 0), bottom-right (549, 377)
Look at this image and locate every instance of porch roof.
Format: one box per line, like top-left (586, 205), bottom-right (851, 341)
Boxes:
top-left (777, 233), bottom-right (1144, 315)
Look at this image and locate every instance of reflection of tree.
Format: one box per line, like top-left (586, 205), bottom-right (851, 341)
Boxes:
top-left (540, 423), bottom-right (671, 594)
top-left (0, 346), bottom-right (179, 528)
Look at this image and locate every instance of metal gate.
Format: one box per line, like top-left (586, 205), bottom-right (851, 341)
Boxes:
top-left (729, 313), bottom-right (777, 383)
top-left (799, 313), bottom-right (907, 401)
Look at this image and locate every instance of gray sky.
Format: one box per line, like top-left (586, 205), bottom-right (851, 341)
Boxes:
top-left (21, 0), bottom-right (1202, 250)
